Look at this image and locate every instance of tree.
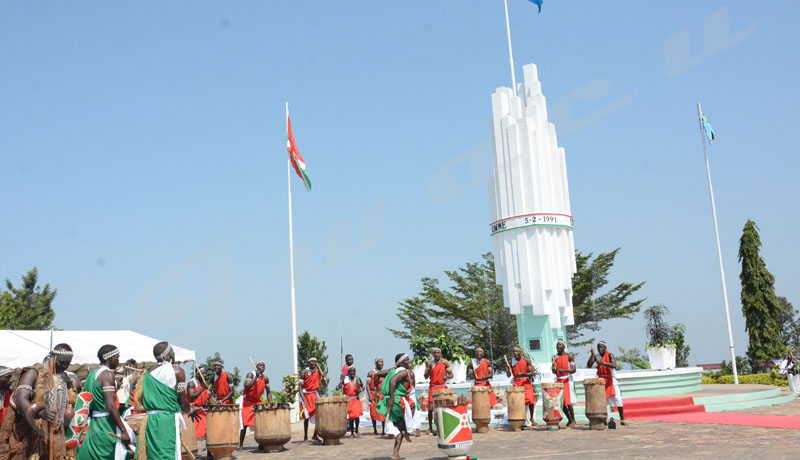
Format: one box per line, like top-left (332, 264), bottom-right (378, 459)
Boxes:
top-left (202, 352), bottom-right (242, 387)
top-left (738, 220), bottom-right (783, 370)
top-left (617, 347), bottom-right (649, 370)
top-left (297, 331), bottom-right (329, 396)
top-left (672, 323), bottom-right (691, 367)
top-left (568, 249), bottom-right (646, 346)
top-left (720, 356), bottom-right (751, 376)
top-left (389, 253), bottom-right (518, 372)
top-left (0, 267), bottom-right (57, 330)
top-left (775, 297), bottom-right (800, 349)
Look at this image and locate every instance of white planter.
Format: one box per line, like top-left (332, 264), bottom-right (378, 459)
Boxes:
top-left (448, 360), bottom-right (468, 384)
top-left (647, 346), bottom-right (676, 370)
top-left (413, 363), bottom-right (427, 384)
top-left (789, 374), bottom-right (800, 396)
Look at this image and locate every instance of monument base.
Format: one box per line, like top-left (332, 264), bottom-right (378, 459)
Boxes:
top-left (516, 306), bottom-right (566, 364)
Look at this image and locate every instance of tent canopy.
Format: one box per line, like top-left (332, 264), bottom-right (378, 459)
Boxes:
top-left (0, 330), bottom-right (196, 369)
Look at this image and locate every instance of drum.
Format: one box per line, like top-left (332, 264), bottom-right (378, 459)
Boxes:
top-left (583, 378), bottom-right (608, 430)
top-left (431, 388), bottom-right (455, 408)
top-left (253, 404), bottom-right (292, 452)
top-left (205, 404), bottom-right (240, 459)
top-left (180, 413), bottom-right (198, 460)
top-left (316, 396), bottom-right (348, 446)
top-left (469, 386), bottom-right (491, 433)
top-left (505, 386), bottom-right (526, 432)
top-left (435, 397), bottom-right (473, 460)
top-left (124, 413), bottom-right (146, 435)
top-left (541, 382), bottom-right (564, 430)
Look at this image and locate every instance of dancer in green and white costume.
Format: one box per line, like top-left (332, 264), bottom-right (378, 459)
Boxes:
top-left (376, 353), bottom-right (414, 460)
top-left (77, 344), bottom-right (135, 460)
top-left (135, 341), bottom-right (191, 460)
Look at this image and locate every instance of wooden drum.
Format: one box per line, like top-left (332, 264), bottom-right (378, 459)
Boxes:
top-left (205, 404), bottom-right (240, 459)
top-left (583, 378), bottom-right (608, 430)
top-left (180, 413), bottom-right (198, 460)
top-left (541, 382), bottom-right (564, 430)
top-left (316, 396), bottom-right (348, 446)
top-left (505, 386), bottom-right (526, 432)
top-left (469, 386), bottom-right (492, 433)
top-left (124, 413), bottom-right (146, 436)
top-left (253, 404), bottom-right (292, 452)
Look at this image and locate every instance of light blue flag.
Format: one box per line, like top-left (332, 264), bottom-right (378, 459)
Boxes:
top-left (528, 0), bottom-right (543, 13)
top-left (700, 111), bottom-right (716, 144)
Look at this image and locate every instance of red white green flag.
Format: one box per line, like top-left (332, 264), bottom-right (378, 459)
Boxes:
top-left (286, 107), bottom-right (311, 192)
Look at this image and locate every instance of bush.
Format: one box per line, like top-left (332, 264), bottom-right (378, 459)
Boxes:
top-left (702, 369), bottom-right (788, 387)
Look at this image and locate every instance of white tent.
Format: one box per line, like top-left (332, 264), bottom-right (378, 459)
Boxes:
top-left (0, 330), bottom-right (196, 369)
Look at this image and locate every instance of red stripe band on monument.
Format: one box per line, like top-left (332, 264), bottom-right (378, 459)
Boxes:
top-left (490, 213), bottom-right (574, 236)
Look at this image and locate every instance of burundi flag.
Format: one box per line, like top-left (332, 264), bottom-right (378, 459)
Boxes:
top-left (528, 0), bottom-right (543, 13)
top-left (700, 111), bottom-right (716, 145)
top-left (287, 107), bottom-right (312, 192)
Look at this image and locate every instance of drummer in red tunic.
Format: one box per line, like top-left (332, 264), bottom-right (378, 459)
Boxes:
top-left (588, 341), bottom-right (627, 425)
top-left (210, 361), bottom-right (234, 404)
top-left (552, 339), bottom-right (577, 427)
top-left (506, 346), bottom-right (537, 429)
top-left (0, 367), bottom-right (12, 428)
top-left (425, 348), bottom-right (452, 435)
top-left (336, 366), bottom-right (364, 437)
top-left (240, 361), bottom-right (271, 449)
top-left (467, 348), bottom-right (499, 407)
top-left (300, 357), bottom-right (327, 443)
top-left (368, 358), bottom-right (386, 436)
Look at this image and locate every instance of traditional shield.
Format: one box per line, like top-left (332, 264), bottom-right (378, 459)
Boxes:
top-left (65, 391), bottom-right (93, 448)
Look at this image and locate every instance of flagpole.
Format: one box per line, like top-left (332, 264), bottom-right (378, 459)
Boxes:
top-left (503, 0), bottom-right (517, 96)
top-left (287, 101), bottom-right (299, 377)
top-left (697, 103), bottom-right (738, 384)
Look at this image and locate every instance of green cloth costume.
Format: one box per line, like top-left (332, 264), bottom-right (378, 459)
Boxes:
top-left (376, 367), bottom-right (409, 422)
top-left (76, 368), bottom-right (118, 460)
top-left (135, 370), bottom-right (181, 460)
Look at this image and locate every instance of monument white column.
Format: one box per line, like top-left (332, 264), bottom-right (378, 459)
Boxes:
top-left (489, 63), bottom-right (577, 362)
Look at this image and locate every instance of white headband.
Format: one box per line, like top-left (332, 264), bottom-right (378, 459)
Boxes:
top-left (597, 341), bottom-right (606, 346)
top-left (102, 348), bottom-right (120, 361)
top-left (309, 357), bottom-right (317, 362)
top-left (159, 344), bottom-right (172, 361)
top-left (396, 354), bottom-right (409, 366)
top-left (0, 368), bottom-right (11, 377)
top-left (374, 357), bottom-right (381, 364)
top-left (557, 339), bottom-right (566, 346)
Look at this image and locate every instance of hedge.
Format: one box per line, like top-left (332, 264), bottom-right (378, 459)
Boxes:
top-left (702, 372), bottom-right (788, 387)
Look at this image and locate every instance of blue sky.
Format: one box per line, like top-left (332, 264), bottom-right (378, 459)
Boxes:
top-left (1, 1), bottom-right (797, 380)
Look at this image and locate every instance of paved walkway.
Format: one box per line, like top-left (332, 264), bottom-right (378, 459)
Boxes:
top-left (199, 397), bottom-right (800, 460)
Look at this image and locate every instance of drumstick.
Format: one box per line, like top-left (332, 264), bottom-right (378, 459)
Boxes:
top-left (194, 363), bottom-right (209, 387)
top-left (503, 355), bottom-right (512, 374)
top-left (124, 366), bottom-right (144, 373)
top-left (249, 356), bottom-right (259, 373)
top-left (107, 432), bottom-right (135, 456)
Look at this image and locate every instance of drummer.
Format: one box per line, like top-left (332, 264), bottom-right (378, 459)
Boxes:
top-left (0, 366), bottom-right (12, 428)
top-left (210, 361), bottom-right (234, 404)
top-left (587, 341), bottom-right (627, 425)
top-left (506, 346), bottom-right (537, 429)
top-left (367, 358), bottom-right (386, 436)
top-left (187, 367), bottom-right (215, 443)
top-left (336, 366), bottom-right (363, 437)
top-left (300, 357), bottom-right (326, 443)
top-left (240, 360), bottom-right (271, 449)
top-left (552, 339), bottom-right (577, 427)
top-left (424, 348), bottom-right (452, 435)
top-left (467, 348), bottom-right (498, 407)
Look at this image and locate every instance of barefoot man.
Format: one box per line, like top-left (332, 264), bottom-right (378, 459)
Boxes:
top-left (587, 341), bottom-right (626, 425)
top-left (377, 353), bottom-right (414, 460)
top-left (467, 347), bottom-right (498, 407)
top-left (336, 366), bottom-right (363, 437)
top-left (300, 357), bottom-right (327, 443)
top-left (552, 339), bottom-right (577, 427)
top-left (187, 366), bottom-right (215, 455)
top-left (240, 360), bottom-right (271, 449)
top-left (506, 346), bottom-right (537, 428)
top-left (367, 358), bottom-right (386, 436)
top-left (424, 348), bottom-right (452, 435)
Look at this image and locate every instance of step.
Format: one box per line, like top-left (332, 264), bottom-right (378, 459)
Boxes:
top-left (623, 396), bottom-right (696, 410)
top-left (705, 393), bottom-right (796, 413)
top-left (623, 403), bottom-right (705, 419)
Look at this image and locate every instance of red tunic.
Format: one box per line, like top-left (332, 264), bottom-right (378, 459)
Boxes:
top-left (370, 373), bottom-right (385, 422)
top-left (214, 371), bottom-right (233, 404)
top-left (242, 375), bottom-right (266, 427)
top-left (472, 359), bottom-right (499, 406)
top-left (597, 352), bottom-right (616, 398)
top-left (187, 379), bottom-right (210, 438)
top-left (342, 378), bottom-right (363, 421)
top-left (428, 361), bottom-right (448, 406)
top-left (512, 358), bottom-right (536, 405)
top-left (300, 368), bottom-right (320, 419)
top-left (554, 354), bottom-right (574, 405)
top-left (0, 388), bottom-right (11, 428)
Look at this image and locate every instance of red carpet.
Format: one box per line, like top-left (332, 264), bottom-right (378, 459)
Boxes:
top-left (614, 397), bottom-right (706, 419)
top-left (637, 412), bottom-right (800, 430)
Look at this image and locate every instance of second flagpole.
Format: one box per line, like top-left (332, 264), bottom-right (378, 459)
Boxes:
top-left (287, 102), bottom-right (299, 377)
top-left (503, 0), bottom-right (517, 96)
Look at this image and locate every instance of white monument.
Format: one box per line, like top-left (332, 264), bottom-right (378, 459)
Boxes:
top-left (489, 63), bottom-right (577, 363)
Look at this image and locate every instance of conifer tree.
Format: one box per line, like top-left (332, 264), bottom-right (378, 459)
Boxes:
top-left (738, 220), bottom-right (783, 371)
